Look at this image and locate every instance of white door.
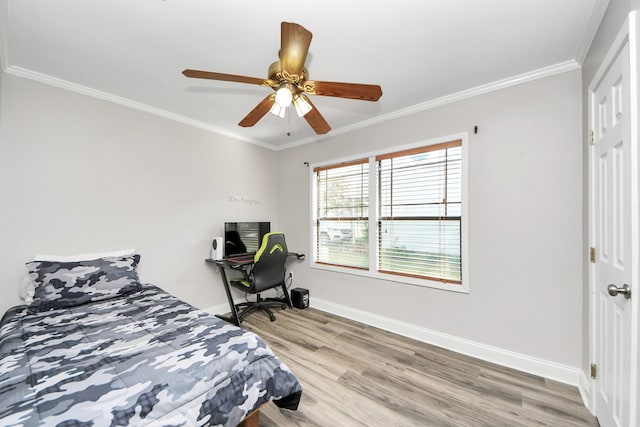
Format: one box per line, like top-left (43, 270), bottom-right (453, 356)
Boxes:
top-left (591, 40), bottom-right (632, 427)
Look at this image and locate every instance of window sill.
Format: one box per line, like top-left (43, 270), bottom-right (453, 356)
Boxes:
top-left (310, 261), bottom-right (469, 294)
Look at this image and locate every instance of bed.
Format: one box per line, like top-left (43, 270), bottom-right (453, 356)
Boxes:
top-left (0, 252), bottom-right (302, 426)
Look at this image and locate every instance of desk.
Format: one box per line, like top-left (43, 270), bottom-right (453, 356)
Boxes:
top-left (206, 252), bottom-right (305, 326)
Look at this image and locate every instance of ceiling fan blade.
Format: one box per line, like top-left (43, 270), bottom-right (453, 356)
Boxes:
top-left (182, 69), bottom-right (265, 85)
top-left (301, 96), bottom-right (331, 134)
top-left (239, 95), bottom-right (275, 127)
top-left (280, 22), bottom-right (312, 76)
top-left (305, 80), bottom-right (382, 101)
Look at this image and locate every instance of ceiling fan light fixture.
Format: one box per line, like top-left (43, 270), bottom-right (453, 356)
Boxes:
top-left (293, 95), bottom-right (312, 117)
top-left (183, 22), bottom-right (381, 135)
top-left (274, 85), bottom-right (293, 107)
top-left (269, 102), bottom-right (287, 118)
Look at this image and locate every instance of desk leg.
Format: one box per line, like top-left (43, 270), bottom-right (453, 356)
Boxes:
top-left (216, 265), bottom-right (242, 326)
top-left (281, 282), bottom-right (293, 308)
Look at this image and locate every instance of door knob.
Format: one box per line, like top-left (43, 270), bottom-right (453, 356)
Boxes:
top-left (607, 284), bottom-right (631, 299)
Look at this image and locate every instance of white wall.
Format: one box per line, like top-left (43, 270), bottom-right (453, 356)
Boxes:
top-left (278, 69), bottom-right (584, 369)
top-left (0, 73), bottom-right (279, 315)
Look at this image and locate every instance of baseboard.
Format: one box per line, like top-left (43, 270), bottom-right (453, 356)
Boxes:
top-left (202, 302), bottom-right (230, 316)
top-left (310, 297), bottom-right (582, 387)
top-left (579, 370), bottom-right (594, 415)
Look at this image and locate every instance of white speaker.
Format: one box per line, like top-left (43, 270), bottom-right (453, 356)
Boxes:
top-left (210, 236), bottom-right (224, 260)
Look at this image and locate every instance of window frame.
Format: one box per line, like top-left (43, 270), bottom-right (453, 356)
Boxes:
top-left (310, 133), bottom-right (469, 293)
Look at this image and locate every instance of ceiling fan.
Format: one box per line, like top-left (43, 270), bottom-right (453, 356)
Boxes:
top-left (182, 22), bottom-right (382, 135)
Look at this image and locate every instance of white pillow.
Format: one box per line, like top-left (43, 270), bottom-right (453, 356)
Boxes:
top-left (19, 249), bottom-right (136, 303)
top-left (19, 274), bottom-right (34, 302)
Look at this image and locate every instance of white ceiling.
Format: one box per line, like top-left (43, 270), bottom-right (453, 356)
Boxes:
top-left (2, 0), bottom-right (607, 150)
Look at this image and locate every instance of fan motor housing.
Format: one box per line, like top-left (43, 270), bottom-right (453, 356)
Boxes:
top-left (268, 61), bottom-right (308, 84)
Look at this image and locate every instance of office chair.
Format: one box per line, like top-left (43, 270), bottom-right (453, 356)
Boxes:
top-left (229, 232), bottom-right (293, 322)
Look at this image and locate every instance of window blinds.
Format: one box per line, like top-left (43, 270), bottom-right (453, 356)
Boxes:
top-left (377, 140), bottom-right (462, 283)
top-left (314, 160), bottom-right (369, 269)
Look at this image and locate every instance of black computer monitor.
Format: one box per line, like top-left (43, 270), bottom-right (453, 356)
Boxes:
top-left (224, 221), bottom-right (271, 257)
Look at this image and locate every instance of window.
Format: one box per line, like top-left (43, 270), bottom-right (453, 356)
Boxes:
top-left (314, 160), bottom-right (369, 269)
top-left (312, 135), bottom-right (467, 290)
top-left (377, 141), bottom-right (462, 283)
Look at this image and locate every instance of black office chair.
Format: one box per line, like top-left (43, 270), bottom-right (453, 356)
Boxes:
top-left (229, 232), bottom-right (293, 322)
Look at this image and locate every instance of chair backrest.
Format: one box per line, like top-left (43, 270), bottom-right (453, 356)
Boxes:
top-left (251, 232), bottom-right (288, 292)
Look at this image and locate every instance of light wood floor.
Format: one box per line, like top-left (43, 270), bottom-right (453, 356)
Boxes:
top-left (240, 307), bottom-right (599, 427)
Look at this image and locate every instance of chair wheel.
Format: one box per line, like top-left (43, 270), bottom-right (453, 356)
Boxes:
top-left (281, 304), bottom-right (286, 309)
top-left (269, 313), bottom-right (276, 321)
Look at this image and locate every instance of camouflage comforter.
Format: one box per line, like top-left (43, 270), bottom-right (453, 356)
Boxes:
top-left (0, 284), bottom-right (302, 426)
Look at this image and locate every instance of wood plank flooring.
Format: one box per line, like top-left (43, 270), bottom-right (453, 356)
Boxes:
top-left (240, 307), bottom-right (599, 427)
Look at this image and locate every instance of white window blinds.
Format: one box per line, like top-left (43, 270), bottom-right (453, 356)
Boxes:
top-left (314, 160), bottom-right (369, 269)
top-left (377, 140), bottom-right (462, 283)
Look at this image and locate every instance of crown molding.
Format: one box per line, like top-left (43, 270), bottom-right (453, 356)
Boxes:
top-left (273, 60), bottom-right (581, 151)
top-left (576, 0), bottom-right (611, 65)
top-left (6, 59), bottom-right (580, 153)
top-left (4, 65), bottom-right (276, 150)
top-left (272, 132), bottom-right (329, 151)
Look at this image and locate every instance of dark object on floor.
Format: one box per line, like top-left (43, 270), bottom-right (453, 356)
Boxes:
top-left (291, 287), bottom-right (309, 309)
